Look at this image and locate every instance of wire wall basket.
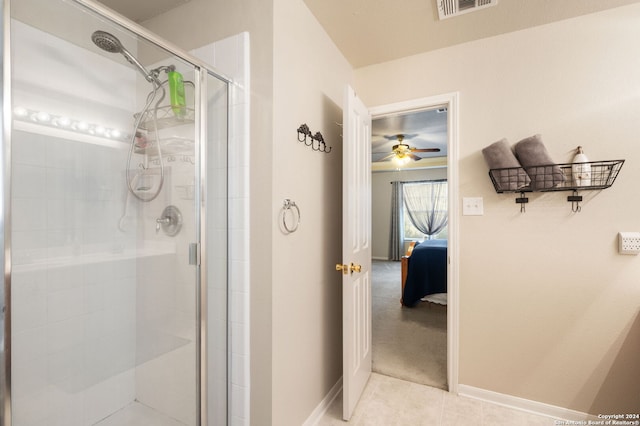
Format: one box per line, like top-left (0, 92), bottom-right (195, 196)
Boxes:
top-left (489, 159), bottom-right (624, 193)
top-left (488, 159), bottom-right (624, 212)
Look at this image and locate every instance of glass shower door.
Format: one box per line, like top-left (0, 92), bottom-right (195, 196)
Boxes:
top-left (4, 0), bottom-right (228, 424)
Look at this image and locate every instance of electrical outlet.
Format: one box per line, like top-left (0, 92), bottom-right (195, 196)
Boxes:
top-left (618, 232), bottom-right (640, 255)
top-left (462, 197), bottom-right (483, 216)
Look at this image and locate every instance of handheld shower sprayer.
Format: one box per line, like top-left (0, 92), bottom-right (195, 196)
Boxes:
top-left (91, 30), bottom-right (158, 84)
top-left (91, 29), bottom-right (168, 202)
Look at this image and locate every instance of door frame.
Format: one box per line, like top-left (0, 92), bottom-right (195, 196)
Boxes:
top-left (369, 91), bottom-right (459, 393)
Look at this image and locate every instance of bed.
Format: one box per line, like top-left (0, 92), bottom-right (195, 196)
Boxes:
top-left (400, 239), bottom-right (448, 307)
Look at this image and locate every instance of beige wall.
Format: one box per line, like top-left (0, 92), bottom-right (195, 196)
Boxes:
top-left (271, 0), bottom-right (352, 424)
top-left (372, 168), bottom-right (447, 259)
top-left (356, 4), bottom-right (640, 414)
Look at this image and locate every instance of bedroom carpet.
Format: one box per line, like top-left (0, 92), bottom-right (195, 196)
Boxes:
top-left (372, 260), bottom-right (447, 390)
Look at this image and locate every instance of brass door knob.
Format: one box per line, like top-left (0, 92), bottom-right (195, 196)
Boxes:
top-left (336, 263), bottom-right (362, 275)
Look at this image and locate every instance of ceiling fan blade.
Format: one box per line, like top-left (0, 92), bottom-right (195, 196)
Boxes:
top-left (408, 153), bottom-right (422, 161)
top-left (377, 153), bottom-right (396, 162)
top-left (383, 133), bottom-right (419, 141)
top-left (411, 148), bottom-right (441, 153)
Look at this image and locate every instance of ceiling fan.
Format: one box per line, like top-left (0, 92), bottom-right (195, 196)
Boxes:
top-left (377, 134), bottom-right (441, 164)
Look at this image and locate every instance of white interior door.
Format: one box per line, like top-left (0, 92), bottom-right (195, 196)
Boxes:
top-left (341, 85), bottom-right (372, 420)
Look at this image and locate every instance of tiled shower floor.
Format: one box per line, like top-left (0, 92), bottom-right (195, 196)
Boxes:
top-left (94, 402), bottom-right (186, 426)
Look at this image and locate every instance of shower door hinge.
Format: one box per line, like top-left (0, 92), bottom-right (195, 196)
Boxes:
top-left (189, 243), bottom-right (201, 266)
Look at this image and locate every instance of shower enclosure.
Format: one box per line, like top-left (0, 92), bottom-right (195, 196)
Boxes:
top-left (1, 0), bottom-right (230, 424)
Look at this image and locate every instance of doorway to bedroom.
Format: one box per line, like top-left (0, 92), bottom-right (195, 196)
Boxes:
top-left (370, 101), bottom-right (452, 391)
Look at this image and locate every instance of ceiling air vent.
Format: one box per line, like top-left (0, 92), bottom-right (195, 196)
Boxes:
top-left (437, 0), bottom-right (498, 20)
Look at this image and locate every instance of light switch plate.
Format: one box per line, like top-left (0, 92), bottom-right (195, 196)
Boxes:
top-left (463, 197), bottom-right (484, 216)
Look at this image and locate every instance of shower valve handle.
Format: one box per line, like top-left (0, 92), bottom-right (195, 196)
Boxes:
top-left (155, 206), bottom-right (183, 236)
top-left (156, 217), bottom-right (171, 233)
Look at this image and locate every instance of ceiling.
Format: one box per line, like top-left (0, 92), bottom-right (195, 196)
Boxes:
top-left (96, 0), bottom-right (640, 170)
top-left (303, 0), bottom-right (640, 68)
top-left (372, 108), bottom-right (448, 171)
top-left (98, 0), bottom-right (640, 68)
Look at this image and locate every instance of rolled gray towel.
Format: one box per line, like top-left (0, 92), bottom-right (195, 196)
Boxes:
top-left (482, 138), bottom-right (531, 191)
top-left (513, 134), bottom-right (565, 190)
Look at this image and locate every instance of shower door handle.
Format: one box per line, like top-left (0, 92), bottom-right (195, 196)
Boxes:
top-left (189, 243), bottom-right (200, 266)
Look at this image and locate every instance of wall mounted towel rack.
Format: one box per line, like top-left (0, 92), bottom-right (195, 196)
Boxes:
top-left (281, 199), bottom-right (301, 233)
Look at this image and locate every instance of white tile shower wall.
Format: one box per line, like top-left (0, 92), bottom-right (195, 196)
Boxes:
top-left (11, 131), bottom-right (140, 426)
top-left (191, 32), bottom-right (251, 426)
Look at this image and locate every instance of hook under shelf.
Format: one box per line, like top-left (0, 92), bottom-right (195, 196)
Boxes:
top-left (568, 190), bottom-right (582, 213)
top-left (515, 192), bottom-right (529, 213)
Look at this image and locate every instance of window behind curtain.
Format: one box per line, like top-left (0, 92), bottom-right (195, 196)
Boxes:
top-left (402, 181), bottom-right (448, 240)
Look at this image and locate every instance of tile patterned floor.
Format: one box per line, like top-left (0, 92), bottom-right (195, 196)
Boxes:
top-left (317, 373), bottom-right (556, 426)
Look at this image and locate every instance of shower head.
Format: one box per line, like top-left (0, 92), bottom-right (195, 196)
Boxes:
top-left (91, 30), bottom-right (156, 83)
top-left (91, 30), bottom-right (122, 53)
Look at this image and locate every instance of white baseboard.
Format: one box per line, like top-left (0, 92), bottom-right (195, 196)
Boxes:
top-left (372, 256), bottom-right (389, 260)
top-left (458, 384), bottom-right (598, 421)
top-left (303, 377), bottom-right (343, 426)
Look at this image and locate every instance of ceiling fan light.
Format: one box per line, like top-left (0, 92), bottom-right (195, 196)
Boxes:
top-left (393, 154), bottom-right (410, 166)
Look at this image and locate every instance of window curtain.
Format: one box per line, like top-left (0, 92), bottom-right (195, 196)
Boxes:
top-left (403, 181), bottom-right (448, 239)
top-left (388, 181), bottom-right (404, 261)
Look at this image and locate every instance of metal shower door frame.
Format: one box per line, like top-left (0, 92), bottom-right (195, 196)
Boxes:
top-left (2, 0), bottom-right (11, 424)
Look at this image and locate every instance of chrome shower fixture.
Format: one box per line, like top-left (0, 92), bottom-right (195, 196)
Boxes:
top-left (91, 29), bottom-right (166, 202)
top-left (91, 30), bottom-right (158, 84)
